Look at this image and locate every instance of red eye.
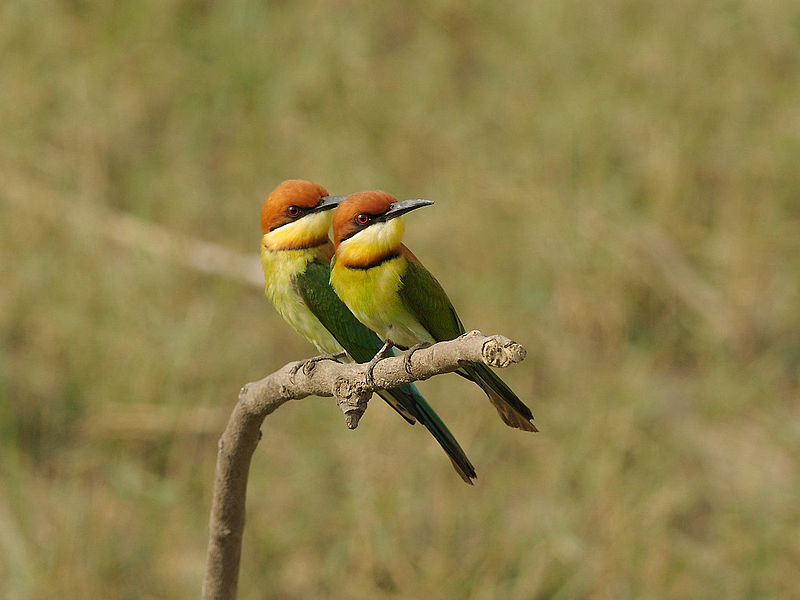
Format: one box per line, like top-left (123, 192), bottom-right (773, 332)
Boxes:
top-left (286, 206), bottom-right (300, 217)
top-left (355, 213), bottom-right (370, 225)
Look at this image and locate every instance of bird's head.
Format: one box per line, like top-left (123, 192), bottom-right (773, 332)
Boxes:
top-left (332, 191), bottom-right (433, 262)
top-left (261, 180), bottom-right (345, 250)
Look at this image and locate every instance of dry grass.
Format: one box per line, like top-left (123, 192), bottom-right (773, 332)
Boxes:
top-left (1, 0), bottom-right (799, 598)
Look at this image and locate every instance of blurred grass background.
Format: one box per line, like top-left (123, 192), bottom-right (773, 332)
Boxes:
top-left (2, 0), bottom-right (799, 598)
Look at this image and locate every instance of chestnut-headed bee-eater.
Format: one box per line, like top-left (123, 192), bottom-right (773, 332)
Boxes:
top-left (260, 180), bottom-right (477, 483)
top-left (330, 191), bottom-right (537, 432)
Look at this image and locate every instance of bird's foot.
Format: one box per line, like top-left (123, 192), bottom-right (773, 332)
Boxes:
top-left (457, 330), bottom-right (482, 341)
top-left (364, 339), bottom-right (394, 387)
top-left (290, 351), bottom-right (347, 383)
top-left (403, 342), bottom-right (431, 375)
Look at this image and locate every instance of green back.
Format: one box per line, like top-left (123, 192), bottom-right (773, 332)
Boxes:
top-left (398, 259), bottom-right (465, 341)
top-left (295, 259), bottom-right (385, 362)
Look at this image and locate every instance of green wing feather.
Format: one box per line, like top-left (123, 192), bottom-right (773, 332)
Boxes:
top-left (297, 260), bottom-right (387, 364)
top-left (397, 259), bottom-right (465, 341)
top-left (398, 259), bottom-right (538, 432)
top-left (295, 259), bottom-right (477, 483)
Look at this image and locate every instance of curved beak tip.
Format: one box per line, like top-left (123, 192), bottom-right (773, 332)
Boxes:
top-left (384, 198), bottom-right (434, 220)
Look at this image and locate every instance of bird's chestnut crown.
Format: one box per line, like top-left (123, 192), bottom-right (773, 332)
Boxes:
top-left (333, 191), bottom-right (434, 245)
top-left (333, 191), bottom-right (397, 244)
top-left (260, 180), bottom-right (330, 234)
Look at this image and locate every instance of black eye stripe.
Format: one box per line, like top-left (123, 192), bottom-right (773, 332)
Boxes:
top-left (287, 204), bottom-right (320, 218)
top-left (339, 212), bottom-right (376, 241)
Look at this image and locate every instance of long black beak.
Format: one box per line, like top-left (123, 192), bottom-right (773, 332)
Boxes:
top-left (313, 195), bottom-right (347, 213)
top-left (381, 198), bottom-right (434, 221)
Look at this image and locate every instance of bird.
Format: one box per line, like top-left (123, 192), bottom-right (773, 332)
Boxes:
top-left (329, 190), bottom-right (537, 432)
top-left (260, 180), bottom-right (477, 483)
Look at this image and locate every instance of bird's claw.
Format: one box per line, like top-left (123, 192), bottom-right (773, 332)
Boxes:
top-left (458, 330), bottom-right (482, 340)
top-left (364, 339), bottom-right (394, 387)
top-left (304, 351), bottom-right (346, 374)
top-left (290, 351), bottom-right (346, 383)
top-left (403, 342), bottom-right (431, 375)
top-left (288, 363), bottom-right (302, 383)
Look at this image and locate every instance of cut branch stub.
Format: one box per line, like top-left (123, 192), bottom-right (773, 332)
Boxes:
top-left (482, 335), bottom-right (527, 368)
top-left (333, 376), bottom-right (371, 429)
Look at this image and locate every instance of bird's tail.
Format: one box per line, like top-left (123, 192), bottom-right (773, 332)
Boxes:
top-left (381, 384), bottom-right (477, 484)
top-left (463, 364), bottom-right (538, 432)
top-left (376, 389), bottom-right (417, 424)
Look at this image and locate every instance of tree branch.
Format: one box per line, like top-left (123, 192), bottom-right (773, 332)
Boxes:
top-left (201, 331), bottom-right (526, 600)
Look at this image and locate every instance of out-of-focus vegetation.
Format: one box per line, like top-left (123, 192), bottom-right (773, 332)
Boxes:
top-left (2, 0), bottom-right (799, 597)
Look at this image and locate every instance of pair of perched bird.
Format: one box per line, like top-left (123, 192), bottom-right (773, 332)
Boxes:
top-left (260, 180), bottom-right (536, 484)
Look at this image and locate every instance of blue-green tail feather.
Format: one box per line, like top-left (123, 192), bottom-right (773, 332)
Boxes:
top-left (382, 383), bottom-right (477, 484)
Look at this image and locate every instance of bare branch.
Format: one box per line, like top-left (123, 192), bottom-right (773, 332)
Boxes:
top-left (201, 331), bottom-right (526, 600)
